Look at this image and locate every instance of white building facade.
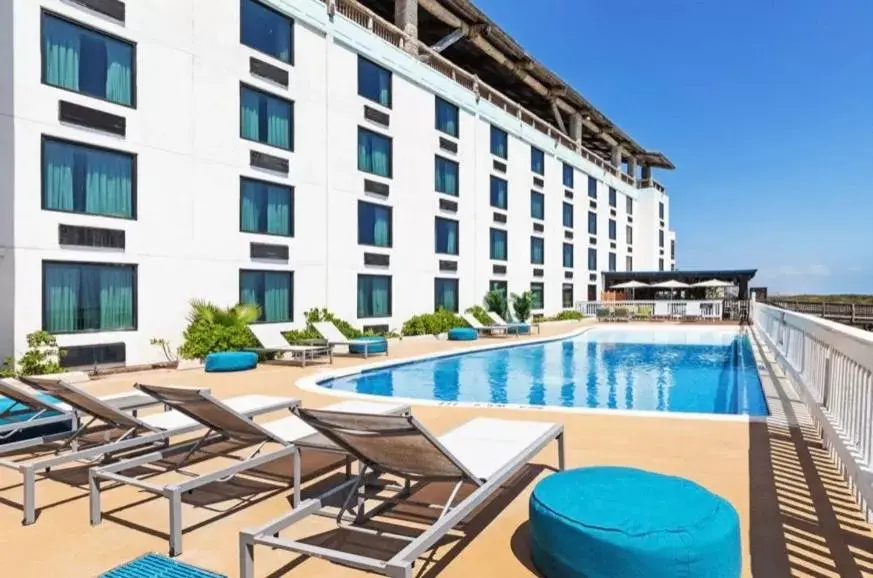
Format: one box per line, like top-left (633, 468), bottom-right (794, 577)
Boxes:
top-left (0, 0), bottom-right (676, 367)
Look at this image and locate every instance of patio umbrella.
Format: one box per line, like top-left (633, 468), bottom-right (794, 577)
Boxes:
top-left (611, 280), bottom-right (649, 300)
top-left (651, 279), bottom-right (691, 300)
top-left (691, 279), bottom-right (733, 288)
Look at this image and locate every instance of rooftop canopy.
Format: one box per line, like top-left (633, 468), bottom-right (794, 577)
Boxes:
top-left (603, 269), bottom-right (758, 299)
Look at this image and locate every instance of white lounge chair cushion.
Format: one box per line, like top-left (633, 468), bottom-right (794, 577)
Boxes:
top-left (140, 394), bottom-right (294, 431)
top-left (263, 400), bottom-right (408, 442)
top-left (438, 418), bottom-right (559, 481)
top-left (54, 390), bottom-right (155, 412)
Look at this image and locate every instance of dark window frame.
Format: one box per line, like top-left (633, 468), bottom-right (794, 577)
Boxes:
top-left (588, 211), bottom-right (597, 235)
top-left (609, 219), bottom-right (617, 241)
top-left (239, 0), bottom-right (295, 66)
top-left (357, 274), bottom-right (393, 318)
top-left (626, 196), bottom-right (633, 214)
top-left (434, 154), bottom-right (459, 196)
top-left (609, 187), bottom-right (617, 207)
top-left (530, 236), bottom-right (545, 265)
top-left (563, 202), bottom-right (574, 228)
top-left (239, 176), bottom-right (294, 238)
top-left (588, 248), bottom-right (597, 271)
top-left (490, 227), bottom-right (508, 261)
top-left (357, 200), bottom-right (393, 248)
top-left (530, 190), bottom-right (545, 220)
top-left (435, 216), bottom-right (460, 256)
top-left (357, 55), bottom-right (393, 109)
top-left (563, 163), bottom-right (574, 188)
top-left (530, 282), bottom-right (544, 310)
top-left (563, 242), bottom-right (574, 268)
top-left (434, 96), bottom-right (459, 138)
top-left (434, 277), bottom-right (460, 313)
top-left (239, 83), bottom-right (295, 151)
top-left (490, 175), bottom-right (508, 210)
top-left (609, 252), bottom-right (617, 272)
top-left (530, 146), bottom-right (545, 176)
top-left (587, 175), bottom-right (598, 199)
top-left (562, 283), bottom-right (574, 308)
top-left (490, 125), bottom-right (508, 159)
top-left (357, 126), bottom-right (393, 178)
top-left (239, 269), bottom-right (294, 324)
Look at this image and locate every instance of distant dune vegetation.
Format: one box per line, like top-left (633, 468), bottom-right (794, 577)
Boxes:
top-left (777, 294), bottom-right (873, 304)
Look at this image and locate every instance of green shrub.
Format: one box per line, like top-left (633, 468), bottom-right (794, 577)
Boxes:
top-left (511, 291), bottom-right (532, 322)
top-left (465, 305), bottom-right (492, 326)
top-left (283, 308), bottom-right (366, 342)
top-left (401, 309), bottom-right (468, 336)
top-left (178, 300), bottom-right (260, 360)
top-left (596, 308), bottom-right (613, 319)
top-left (1, 331), bottom-right (65, 377)
top-left (548, 310), bottom-right (584, 321)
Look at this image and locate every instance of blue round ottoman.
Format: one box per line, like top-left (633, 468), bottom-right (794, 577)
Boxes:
top-left (448, 327), bottom-right (478, 341)
top-left (530, 467), bottom-right (741, 578)
top-left (349, 336), bottom-right (388, 355)
top-left (507, 323), bottom-right (531, 335)
top-left (204, 351), bottom-right (258, 373)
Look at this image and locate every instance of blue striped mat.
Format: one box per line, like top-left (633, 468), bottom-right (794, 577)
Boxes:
top-left (101, 554), bottom-right (226, 578)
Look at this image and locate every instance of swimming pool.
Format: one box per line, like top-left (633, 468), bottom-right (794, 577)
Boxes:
top-left (319, 326), bottom-right (768, 417)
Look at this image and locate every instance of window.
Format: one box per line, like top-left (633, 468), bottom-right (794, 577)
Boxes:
top-left (530, 237), bottom-right (544, 265)
top-left (490, 280), bottom-right (507, 297)
top-left (563, 163), bottom-right (574, 188)
top-left (240, 85), bottom-right (293, 150)
top-left (240, 270), bottom-right (293, 323)
top-left (659, 201), bottom-right (665, 220)
top-left (42, 137), bottom-right (134, 219)
top-left (358, 127), bottom-right (392, 177)
top-left (563, 243), bottom-right (574, 268)
top-left (626, 225), bottom-right (633, 245)
top-left (358, 201), bottom-right (392, 247)
top-left (240, 178), bottom-right (293, 236)
top-left (434, 278), bottom-right (459, 313)
top-left (41, 13), bottom-right (135, 107)
top-left (240, 0), bottom-right (294, 64)
top-left (608, 253), bottom-right (616, 272)
top-left (626, 196), bottom-right (633, 214)
top-left (435, 97), bottom-right (459, 137)
top-left (562, 283), bottom-right (574, 308)
top-left (609, 219), bottom-right (617, 241)
top-left (435, 217), bottom-right (459, 255)
top-left (659, 259), bottom-right (665, 271)
top-left (490, 125), bottom-right (508, 159)
top-left (490, 228), bottom-right (507, 261)
top-left (357, 56), bottom-right (391, 108)
top-left (587, 284), bottom-right (597, 301)
top-left (531, 146), bottom-right (544, 175)
top-left (671, 239), bottom-right (676, 260)
top-left (588, 176), bottom-right (598, 199)
top-left (588, 211), bottom-right (597, 235)
top-left (530, 283), bottom-right (544, 310)
top-left (587, 248), bottom-right (597, 271)
top-left (609, 187), bottom-right (617, 208)
top-left (490, 176), bottom-right (507, 209)
top-left (530, 191), bottom-right (545, 220)
top-left (435, 156), bottom-right (459, 196)
top-left (358, 274), bottom-right (392, 318)
top-left (626, 256), bottom-right (633, 271)
top-left (563, 202), bottom-right (574, 228)
top-left (659, 229), bottom-right (665, 247)
top-left (43, 261), bottom-right (136, 333)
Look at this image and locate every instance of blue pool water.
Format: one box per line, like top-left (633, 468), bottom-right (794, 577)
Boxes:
top-left (321, 327), bottom-right (768, 416)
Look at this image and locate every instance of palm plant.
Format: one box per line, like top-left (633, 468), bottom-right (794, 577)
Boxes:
top-left (511, 291), bottom-right (533, 322)
top-left (179, 299), bottom-right (261, 359)
top-left (483, 289), bottom-right (508, 320)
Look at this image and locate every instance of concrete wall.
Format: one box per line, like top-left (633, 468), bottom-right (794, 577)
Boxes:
top-left (0, 0), bottom-right (15, 363)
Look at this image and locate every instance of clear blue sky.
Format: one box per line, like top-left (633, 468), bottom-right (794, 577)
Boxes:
top-left (474, 0), bottom-right (873, 294)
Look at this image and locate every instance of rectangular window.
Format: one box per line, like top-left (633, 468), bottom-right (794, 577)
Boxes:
top-left (240, 177), bottom-right (293, 236)
top-left (240, 85), bottom-right (293, 150)
top-left (659, 258), bottom-right (665, 271)
top-left (490, 280), bottom-right (507, 297)
top-left (563, 243), bottom-right (574, 268)
top-left (659, 229), bottom-right (665, 247)
top-left (530, 282), bottom-right (544, 310)
top-left (626, 225), bottom-right (633, 245)
top-left (609, 219), bottom-right (617, 241)
top-left (588, 211), bottom-right (597, 235)
top-left (562, 283), bottom-right (574, 308)
top-left (659, 201), bottom-right (665, 219)
top-left (43, 261), bottom-right (136, 333)
top-left (490, 125), bottom-right (508, 159)
top-left (530, 236), bottom-right (544, 265)
top-left (530, 191), bottom-right (545, 220)
top-left (357, 56), bottom-right (391, 108)
top-left (609, 187), bottom-right (617, 207)
top-left (587, 248), bottom-right (597, 271)
top-left (358, 274), bottom-right (392, 318)
top-left (41, 12), bottom-right (135, 107)
top-left (671, 239), bottom-right (676, 260)
top-left (531, 146), bottom-right (545, 175)
top-left (587, 284), bottom-right (598, 301)
top-left (434, 156), bottom-right (459, 196)
top-left (626, 256), bottom-right (633, 271)
top-left (435, 217), bottom-right (459, 255)
top-left (609, 253), bottom-right (616, 272)
top-left (358, 127), bottom-right (392, 177)
top-left (490, 176), bottom-right (508, 209)
top-left (626, 196), bottom-right (633, 214)
top-left (588, 176), bottom-right (598, 199)
top-left (490, 228), bottom-right (507, 261)
top-left (563, 163), bottom-right (574, 188)
top-left (358, 201), bottom-right (392, 248)
top-left (563, 202), bottom-right (574, 228)
top-left (240, 270), bottom-right (293, 323)
top-left (435, 96), bottom-right (459, 137)
top-left (434, 278), bottom-right (459, 313)
top-left (42, 137), bottom-right (134, 219)
top-left (240, 0), bottom-right (294, 64)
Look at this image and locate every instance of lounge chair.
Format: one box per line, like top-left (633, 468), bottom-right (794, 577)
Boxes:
top-left (653, 302), bottom-right (671, 320)
top-left (486, 311), bottom-right (541, 335)
top-left (0, 376), bottom-right (297, 525)
top-left (246, 324), bottom-right (333, 367)
top-left (90, 383), bottom-right (409, 556)
top-left (239, 410), bottom-right (564, 578)
top-left (461, 312), bottom-right (509, 336)
top-left (685, 301), bottom-right (701, 321)
top-left (596, 307), bottom-right (614, 322)
top-left (312, 321), bottom-right (388, 358)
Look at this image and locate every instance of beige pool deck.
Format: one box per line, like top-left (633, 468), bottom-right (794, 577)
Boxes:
top-left (1, 321), bottom-right (872, 577)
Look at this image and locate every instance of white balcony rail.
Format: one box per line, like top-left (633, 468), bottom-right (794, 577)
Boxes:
top-left (576, 300), bottom-right (724, 320)
top-left (754, 302), bottom-right (873, 520)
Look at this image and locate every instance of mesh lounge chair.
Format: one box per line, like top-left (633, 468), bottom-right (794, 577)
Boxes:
top-left (685, 301), bottom-right (701, 321)
top-left (239, 411), bottom-right (564, 578)
top-left (653, 302), bottom-right (671, 319)
top-left (486, 311), bottom-right (541, 335)
top-left (461, 313), bottom-right (508, 336)
top-left (90, 383), bottom-right (408, 556)
top-left (313, 321), bottom-right (388, 358)
top-left (0, 376), bottom-right (297, 525)
top-left (246, 324), bottom-right (333, 367)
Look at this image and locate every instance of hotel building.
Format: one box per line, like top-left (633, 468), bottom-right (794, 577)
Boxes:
top-left (0, 0), bottom-right (676, 367)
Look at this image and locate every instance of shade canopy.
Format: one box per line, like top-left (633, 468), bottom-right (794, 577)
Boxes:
top-left (651, 280), bottom-right (691, 289)
top-left (692, 279), bottom-right (734, 288)
top-left (611, 281), bottom-right (650, 289)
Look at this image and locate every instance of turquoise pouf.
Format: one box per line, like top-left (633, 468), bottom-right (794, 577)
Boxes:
top-left (204, 351), bottom-right (258, 373)
top-left (507, 324), bottom-right (531, 335)
top-left (530, 467), bottom-right (741, 578)
top-left (348, 336), bottom-right (388, 355)
top-left (448, 327), bottom-right (478, 341)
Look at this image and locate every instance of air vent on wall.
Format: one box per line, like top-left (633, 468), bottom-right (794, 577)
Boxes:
top-left (439, 260), bottom-right (458, 272)
top-left (492, 264), bottom-right (507, 275)
top-left (59, 100), bottom-right (126, 136)
top-left (493, 160), bottom-right (507, 173)
top-left (250, 150), bottom-right (289, 174)
top-left (438, 137), bottom-right (458, 154)
top-left (533, 223), bottom-right (544, 233)
top-left (250, 243), bottom-right (289, 261)
top-left (565, 190), bottom-right (573, 200)
top-left (565, 271), bottom-right (574, 279)
top-left (564, 231), bottom-right (574, 240)
top-left (364, 252), bottom-right (390, 267)
top-left (533, 176), bottom-right (544, 189)
top-left (533, 268), bottom-right (544, 278)
top-left (61, 342), bottom-right (126, 369)
top-left (493, 212), bottom-right (507, 224)
top-left (364, 106), bottom-right (390, 128)
top-left (439, 198), bottom-right (458, 213)
top-left (364, 179), bottom-right (390, 197)
top-left (250, 57), bottom-right (289, 87)
top-left (59, 224), bottom-right (126, 250)
top-left (70, 0), bottom-right (125, 22)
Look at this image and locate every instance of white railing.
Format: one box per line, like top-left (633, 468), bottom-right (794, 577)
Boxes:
top-left (577, 300), bottom-right (723, 320)
top-left (754, 302), bottom-right (873, 520)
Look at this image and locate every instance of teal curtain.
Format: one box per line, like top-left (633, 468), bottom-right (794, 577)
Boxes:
top-left (240, 272), bottom-right (260, 311)
top-left (435, 98), bottom-right (458, 137)
top-left (491, 229), bottom-right (506, 260)
top-left (371, 277), bottom-right (390, 317)
top-left (446, 223), bottom-right (457, 254)
top-left (263, 272), bottom-right (290, 322)
top-left (241, 88), bottom-right (261, 142)
top-left (267, 97), bottom-right (290, 149)
top-left (99, 267), bottom-right (133, 330)
top-left (241, 179), bottom-right (292, 236)
top-left (436, 279), bottom-right (458, 312)
top-left (531, 192), bottom-right (544, 219)
top-left (490, 177), bottom-right (507, 209)
top-left (105, 40), bottom-right (132, 105)
top-left (490, 126), bottom-right (507, 158)
top-left (240, 182), bottom-right (259, 233)
top-left (531, 238), bottom-right (544, 264)
top-left (266, 186), bottom-right (291, 235)
top-left (44, 265), bottom-right (79, 333)
top-left (563, 203), bottom-right (574, 228)
top-left (435, 157), bottom-right (458, 195)
top-left (358, 129), bottom-right (391, 177)
top-left (435, 218), bottom-right (458, 255)
top-left (241, 0), bottom-right (293, 63)
top-left (358, 58), bottom-right (391, 107)
top-left (84, 148), bottom-right (133, 217)
top-left (43, 16), bottom-right (80, 93)
top-left (373, 210), bottom-right (389, 246)
top-left (44, 264), bottom-right (134, 333)
top-left (358, 276), bottom-right (391, 318)
top-left (564, 244), bottom-right (574, 268)
top-left (44, 141), bottom-right (75, 211)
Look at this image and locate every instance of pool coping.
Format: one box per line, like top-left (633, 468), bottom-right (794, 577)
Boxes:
top-left (295, 323), bottom-right (775, 424)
